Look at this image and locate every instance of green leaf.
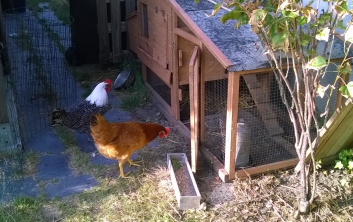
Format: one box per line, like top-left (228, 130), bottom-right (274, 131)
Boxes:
top-left (220, 9), bottom-right (248, 25)
top-left (282, 10), bottom-right (299, 19)
top-left (316, 84), bottom-right (329, 98)
top-left (339, 82), bottom-right (353, 98)
top-left (337, 20), bottom-right (346, 30)
top-left (306, 56), bottom-right (327, 70)
top-left (338, 61), bottom-right (352, 75)
top-left (335, 1), bottom-right (348, 18)
top-left (300, 31), bottom-right (311, 46)
top-left (315, 27), bottom-right (330, 42)
top-left (348, 160), bottom-right (353, 170)
top-left (195, 0), bottom-right (199, 4)
top-left (249, 9), bottom-right (267, 26)
top-left (335, 160), bottom-right (344, 169)
top-left (297, 16), bottom-right (307, 25)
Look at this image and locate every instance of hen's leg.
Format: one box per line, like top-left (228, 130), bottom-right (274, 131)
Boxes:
top-left (118, 162), bottom-right (130, 178)
top-left (127, 159), bottom-right (143, 167)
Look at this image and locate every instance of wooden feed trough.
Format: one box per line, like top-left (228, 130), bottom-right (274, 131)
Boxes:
top-left (125, 0), bottom-right (351, 182)
top-left (167, 153), bottom-right (201, 210)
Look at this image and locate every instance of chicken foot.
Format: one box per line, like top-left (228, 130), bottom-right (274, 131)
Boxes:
top-left (118, 164), bottom-right (131, 178)
top-left (127, 159), bottom-right (143, 167)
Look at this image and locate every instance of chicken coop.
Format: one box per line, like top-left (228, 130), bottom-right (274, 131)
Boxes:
top-left (126, 0), bottom-right (350, 182)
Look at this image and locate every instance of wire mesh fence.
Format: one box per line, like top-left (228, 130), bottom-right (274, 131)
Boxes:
top-left (146, 67), bottom-right (171, 106)
top-left (0, 7), bottom-right (76, 207)
top-left (4, 8), bottom-right (76, 144)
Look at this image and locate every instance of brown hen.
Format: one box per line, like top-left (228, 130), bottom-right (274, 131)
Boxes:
top-left (90, 114), bottom-right (170, 177)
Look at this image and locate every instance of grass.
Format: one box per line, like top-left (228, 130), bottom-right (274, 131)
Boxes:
top-left (27, 0), bottom-right (70, 25)
top-left (117, 59), bottom-right (150, 110)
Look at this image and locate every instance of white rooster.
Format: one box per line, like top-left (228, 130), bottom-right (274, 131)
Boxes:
top-left (51, 79), bottom-right (112, 133)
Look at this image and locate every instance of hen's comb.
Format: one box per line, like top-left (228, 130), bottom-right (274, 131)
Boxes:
top-left (165, 127), bottom-right (170, 135)
top-left (104, 79), bottom-right (112, 85)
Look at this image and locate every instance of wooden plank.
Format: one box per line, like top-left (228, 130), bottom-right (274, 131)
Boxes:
top-left (243, 74), bottom-right (262, 89)
top-left (167, 0), bottom-right (233, 70)
top-left (224, 72), bottom-right (240, 180)
top-left (193, 47), bottom-right (200, 172)
top-left (178, 50), bottom-right (182, 66)
top-left (174, 27), bottom-right (200, 45)
top-left (189, 46), bottom-right (199, 173)
top-left (0, 60), bottom-right (9, 123)
top-left (200, 146), bottom-right (230, 182)
top-left (125, 0), bottom-right (136, 16)
top-left (96, 0), bottom-right (110, 64)
top-left (171, 12), bottom-right (180, 119)
top-left (136, 46), bottom-right (172, 86)
top-left (199, 43), bottom-right (206, 148)
top-left (202, 46), bottom-right (227, 80)
top-left (317, 106), bottom-right (353, 158)
top-left (128, 29), bottom-right (139, 46)
top-left (110, 0), bottom-right (122, 63)
top-left (138, 0), bottom-right (172, 16)
top-left (178, 36), bottom-right (198, 84)
top-left (147, 5), bottom-right (167, 28)
top-left (138, 35), bottom-right (153, 55)
top-left (153, 48), bottom-right (167, 68)
top-left (256, 103), bottom-right (279, 120)
top-left (235, 158), bottom-right (299, 178)
top-left (127, 19), bottom-right (140, 36)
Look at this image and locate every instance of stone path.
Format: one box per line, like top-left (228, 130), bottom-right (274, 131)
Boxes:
top-left (7, 93), bottom-right (160, 200)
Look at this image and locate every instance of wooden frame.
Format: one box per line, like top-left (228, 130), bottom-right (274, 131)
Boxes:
top-left (189, 46), bottom-right (200, 173)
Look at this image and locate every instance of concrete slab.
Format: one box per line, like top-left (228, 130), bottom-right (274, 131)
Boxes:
top-left (91, 154), bottom-right (118, 165)
top-left (45, 175), bottom-right (98, 199)
top-left (36, 155), bottom-right (72, 180)
top-left (27, 128), bottom-right (66, 154)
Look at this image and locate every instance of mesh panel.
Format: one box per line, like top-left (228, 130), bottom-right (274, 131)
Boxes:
top-left (142, 4), bottom-right (149, 38)
top-left (146, 68), bottom-right (171, 105)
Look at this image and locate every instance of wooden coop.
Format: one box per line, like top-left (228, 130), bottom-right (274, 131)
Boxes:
top-left (125, 0), bottom-right (351, 182)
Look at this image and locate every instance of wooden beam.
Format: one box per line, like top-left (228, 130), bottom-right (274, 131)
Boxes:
top-left (235, 158), bottom-right (299, 178)
top-left (199, 146), bottom-right (230, 182)
top-left (171, 12), bottom-right (180, 120)
top-left (174, 27), bottom-right (200, 45)
top-left (224, 71), bottom-right (240, 180)
top-left (96, 0), bottom-right (110, 64)
top-left (189, 46), bottom-right (199, 173)
top-left (110, 0), bottom-right (122, 63)
top-left (199, 43), bottom-right (206, 145)
top-left (167, 0), bottom-right (233, 70)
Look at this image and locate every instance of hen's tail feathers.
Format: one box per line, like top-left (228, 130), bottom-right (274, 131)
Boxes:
top-left (51, 108), bottom-right (66, 126)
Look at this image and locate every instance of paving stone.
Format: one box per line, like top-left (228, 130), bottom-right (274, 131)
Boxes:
top-left (0, 177), bottom-right (40, 203)
top-left (27, 128), bottom-right (65, 154)
top-left (36, 155), bottom-right (72, 180)
top-left (45, 175), bottom-right (98, 198)
top-left (75, 133), bottom-right (96, 153)
top-left (103, 109), bottom-right (132, 122)
top-left (148, 140), bottom-right (159, 148)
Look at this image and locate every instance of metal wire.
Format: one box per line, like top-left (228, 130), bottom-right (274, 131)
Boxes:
top-left (146, 67), bottom-right (171, 105)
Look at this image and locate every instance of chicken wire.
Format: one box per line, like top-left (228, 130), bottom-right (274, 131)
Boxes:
top-left (0, 7), bottom-right (76, 206)
top-left (4, 8), bottom-right (77, 145)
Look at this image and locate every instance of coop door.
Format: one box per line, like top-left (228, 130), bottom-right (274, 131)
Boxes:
top-left (189, 46), bottom-right (200, 173)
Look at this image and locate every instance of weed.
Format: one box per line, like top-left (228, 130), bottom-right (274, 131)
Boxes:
top-left (118, 60), bottom-right (150, 109)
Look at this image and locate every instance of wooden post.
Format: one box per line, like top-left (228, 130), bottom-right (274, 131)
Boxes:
top-left (199, 43), bottom-right (205, 144)
top-left (224, 71), bottom-right (240, 180)
top-left (110, 0), bottom-right (122, 63)
top-left (0, 59), bottom-right (9, 123)
top-left (189, 46), bottom-right (199, 172)
top-left (96, 0), bottom-right (110, 64)
top-left (171, 12), bottom-right (180, 120)
top-left (125, 0), bottom-right (136, 52)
